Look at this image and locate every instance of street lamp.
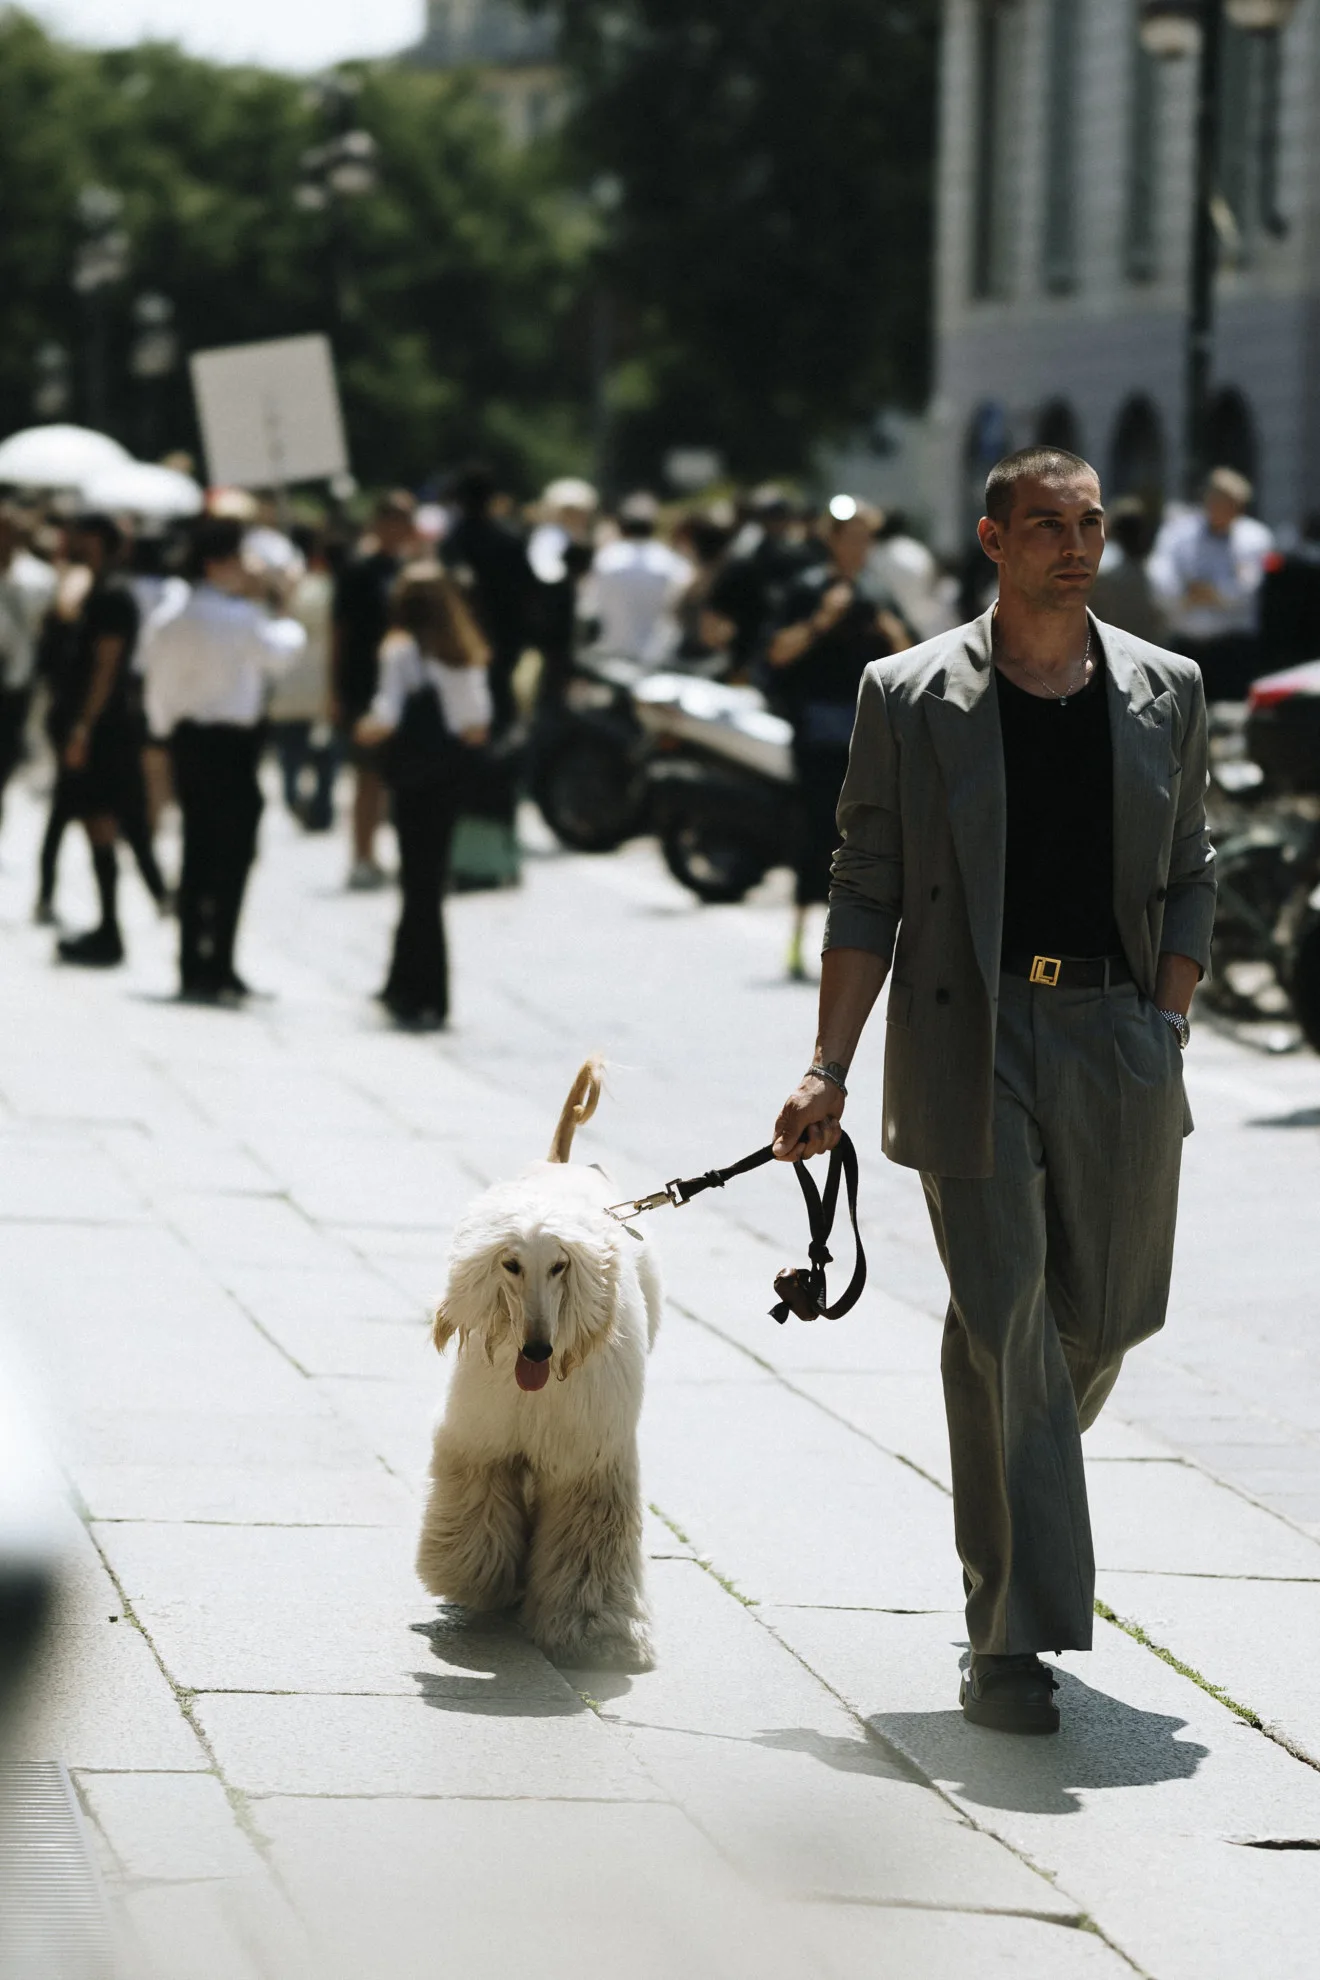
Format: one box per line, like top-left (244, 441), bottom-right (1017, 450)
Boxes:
top-left (1138, 2), bottom-right (1300, 492)
top-left (71, 184), bottom-right (130, 433)
top-left (297, 77), bottom-right (380, 329)
top-left (32, 342), bottom-right (72, 422)
top-left (130, 293), bottom-right (179, 457)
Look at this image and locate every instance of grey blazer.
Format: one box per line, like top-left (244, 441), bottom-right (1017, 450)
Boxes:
top-left (824, 607), bottom-right (1217, 1179)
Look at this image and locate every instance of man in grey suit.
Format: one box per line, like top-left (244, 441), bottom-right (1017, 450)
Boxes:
top-left (773, 448), bottom-right (1215, 1735)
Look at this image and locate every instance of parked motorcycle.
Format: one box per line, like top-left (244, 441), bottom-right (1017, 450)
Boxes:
top-left (528, 652), bottom-right (652, 853)
top-left (1205, 658), bottom-right (1320, 1028)
top-left (634, 673), bottom-right (797, 903)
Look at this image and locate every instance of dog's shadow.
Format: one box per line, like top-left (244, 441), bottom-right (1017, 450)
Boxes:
top-left (410, 1608), bottom-right (635, 1717)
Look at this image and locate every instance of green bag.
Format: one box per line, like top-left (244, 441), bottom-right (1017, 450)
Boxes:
top-left (449, 814), bottom-right (521, 891)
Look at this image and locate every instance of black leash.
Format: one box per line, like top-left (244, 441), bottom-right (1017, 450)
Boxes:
top-left (606, 1132), bottom-right (867, 1326)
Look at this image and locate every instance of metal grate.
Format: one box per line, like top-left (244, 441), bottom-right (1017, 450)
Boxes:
top-left (0, 1761), bottom-right (116, 1980)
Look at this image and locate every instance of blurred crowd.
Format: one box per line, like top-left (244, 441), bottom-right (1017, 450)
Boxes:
top-left (2, 459), bottom-right (1318, 1024)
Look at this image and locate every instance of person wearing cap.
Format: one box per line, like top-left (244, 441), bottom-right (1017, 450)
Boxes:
top-left (772, 447), bottom-right (1214, 1735)
top-left (1148, 467), bottom-right (1274, 699)
top-left (581, 492), bottom-right (694, 666)
top-left (767, 498), bottom-right (910, 980)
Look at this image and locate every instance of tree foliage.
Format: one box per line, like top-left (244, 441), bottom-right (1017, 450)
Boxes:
top-left (536, 0), bottom-right (940, 480)
top-left (0, 11), bottom-right (593, 488)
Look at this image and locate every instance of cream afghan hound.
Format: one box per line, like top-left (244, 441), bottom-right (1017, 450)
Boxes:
top-left (417, 1059), bottom-right (661, 1670)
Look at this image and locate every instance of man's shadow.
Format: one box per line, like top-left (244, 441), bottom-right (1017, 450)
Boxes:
top-left (866, 1666), bottom-right (1210, 1814)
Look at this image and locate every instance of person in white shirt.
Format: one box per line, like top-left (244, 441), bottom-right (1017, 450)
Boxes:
top-left (865, 511), bottom-right (958, 642)
top-left (354, 563), bottom-right (492, 1028)
top-left (0, 506), bottom-right (56, 834)
top-left (142, 517), bottom-right (304, 1002)
top-left (581, 491), bottom-right (694, 665)
top-left (1147, 467), bottom-right (1274, 699)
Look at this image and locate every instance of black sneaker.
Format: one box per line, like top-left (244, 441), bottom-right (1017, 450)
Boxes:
top-left (960, 1653), bottom-right (1060, 1735)
top-left (57, 926), bottom-right (125, 968)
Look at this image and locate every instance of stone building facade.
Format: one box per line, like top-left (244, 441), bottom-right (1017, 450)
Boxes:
top-left (407, 0), bottom-right (564, 146)
top-left (929, 0), bottom-right (1320, 550)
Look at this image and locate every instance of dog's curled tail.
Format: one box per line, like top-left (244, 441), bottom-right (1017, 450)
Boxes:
top-left (548, 1057), bottom-right (604, 1163)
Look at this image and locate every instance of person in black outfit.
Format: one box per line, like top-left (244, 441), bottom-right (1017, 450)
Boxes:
top-left (355, 565), bottom-right (493, 1028)
top-left (442, 464), bottom-right (530, 736)
top-left (767, 502), bottom-right (910, 978)
top-left (332, 491), bottom-right (417, 887)
top-left (706, 484), bottom-right (815, 676)
top-left (45, 516), bottom-right (167, 966)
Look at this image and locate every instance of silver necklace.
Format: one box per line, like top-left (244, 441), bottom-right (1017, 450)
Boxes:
top-left (999, 626), bottom-right (1093, 706)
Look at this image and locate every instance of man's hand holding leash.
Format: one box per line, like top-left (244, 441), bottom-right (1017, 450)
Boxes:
top-left (773, 947), bottom-right (889, 1161)
top-left (774, 1075), bottom-right (843, 1163)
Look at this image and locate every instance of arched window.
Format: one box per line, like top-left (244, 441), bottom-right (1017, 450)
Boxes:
top-left (1035, 398), bottom-right (1082, 454)
top-left (1205, 387), bottom-right (1257, 486)
top-left (1109, 395), bottom-right (1165, 508)
top-left (963, 401), bottom-right (1010, 539)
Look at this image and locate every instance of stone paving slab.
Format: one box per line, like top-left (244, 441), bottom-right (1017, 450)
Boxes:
top-left (568, 1558), bottom-right (1074, 1917)
top-left (79, 1771), bottom-right (262, 1883)
top-left (258, 1796), bottom-right (827, 1980)
top-left (117, 1874), bottom-right (312, 1980)
top-left (1087, 1458), bottom-right (1320, 1578)
top-left (91, 1522), bottom-right (434, 1694)
top-left (76, 1459), bottom-right (412, 1527)
top-left (195, 1685), bottom-right (664, 1799)
top-left (641, 1380), bottom-right (964, 1611)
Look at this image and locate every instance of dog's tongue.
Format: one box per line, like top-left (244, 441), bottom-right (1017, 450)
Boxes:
top-left (515, 1352), bottom-right (551, 1393)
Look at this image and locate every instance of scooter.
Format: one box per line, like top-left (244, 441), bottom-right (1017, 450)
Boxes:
top-left (634, 672), bottom-right (797, 903)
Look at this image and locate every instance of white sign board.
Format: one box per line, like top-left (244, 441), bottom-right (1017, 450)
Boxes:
top-left (190, 334), bottom-right (348, 489)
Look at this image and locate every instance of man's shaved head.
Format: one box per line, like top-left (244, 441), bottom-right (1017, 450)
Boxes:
top-left (985, 447), bottom-right (1098, 526)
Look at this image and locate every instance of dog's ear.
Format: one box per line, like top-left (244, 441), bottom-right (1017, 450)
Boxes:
top-left (554, 1228), bottom-right (620, 1378)
top-left (434, 1243), bottom-right (515, 1358)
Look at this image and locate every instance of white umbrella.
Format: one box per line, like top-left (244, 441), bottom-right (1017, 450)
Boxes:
top-left (80, 459), bottom-right (204, 520)
top-left (0, 423), bottom-right (131, 490)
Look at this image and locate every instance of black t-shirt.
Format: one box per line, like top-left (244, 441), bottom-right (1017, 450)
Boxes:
top-left (442, 514), bottom-right (529, 656)
top-left (50, 579), bottom-right (138, 742)
top-left (333, 550), bottom-right (400, 711)
top-left (770, 564), bottom-right (898, 749)
top-left (710, 532), bottom-right (814, 663)
top-left (996, 653), bottom-right (1123, 959)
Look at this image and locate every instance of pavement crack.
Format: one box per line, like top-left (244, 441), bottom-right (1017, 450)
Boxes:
top-left (1094, 1600), bottom-right (1320, 1774)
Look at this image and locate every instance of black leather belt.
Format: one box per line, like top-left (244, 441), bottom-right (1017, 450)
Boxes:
top-left (1002, 950), bottom-right (1133, 989)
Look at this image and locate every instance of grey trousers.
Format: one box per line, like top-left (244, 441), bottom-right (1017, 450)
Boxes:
top-left (921, 972), bottom-right (1187, 1655)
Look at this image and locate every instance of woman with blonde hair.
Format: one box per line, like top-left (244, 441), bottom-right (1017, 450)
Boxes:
top-left (355, 563), bottom-right (491, 1027)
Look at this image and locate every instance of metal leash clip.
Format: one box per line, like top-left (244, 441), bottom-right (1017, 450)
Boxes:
top-left (606, 1180), bottom-right (686, 1222)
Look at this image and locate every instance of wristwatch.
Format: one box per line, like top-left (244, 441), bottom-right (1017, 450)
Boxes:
top-left (1158, 1009), bottom-right (1190, 1050)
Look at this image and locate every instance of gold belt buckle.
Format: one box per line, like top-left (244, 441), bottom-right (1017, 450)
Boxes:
top-left (1029, 954), bottom-right (1062, 987)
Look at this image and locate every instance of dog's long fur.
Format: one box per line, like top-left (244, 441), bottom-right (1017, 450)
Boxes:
top-left (417, 1058), bottom-right (661, 1669)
